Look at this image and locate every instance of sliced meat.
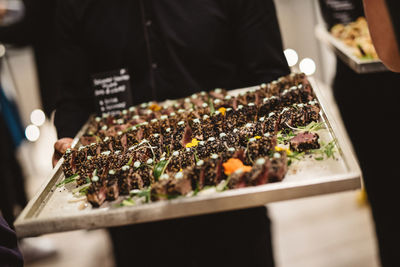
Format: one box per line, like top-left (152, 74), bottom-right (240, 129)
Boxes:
top-left (289, 131), bottom-right (320, 152)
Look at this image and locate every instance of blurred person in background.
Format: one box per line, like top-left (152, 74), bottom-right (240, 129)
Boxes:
top-left (362, 0), bottom-right (400, 72)
top-left (319, 0), bottom-right (400, 266)
top-left (0, 0), bottom-right (58, 117)
top-left (0, 0), bottom-right (58, 264)
top-left (52, 1), bottom-right (290, 266)
top-left (0, 84), bottom-right (26, 233)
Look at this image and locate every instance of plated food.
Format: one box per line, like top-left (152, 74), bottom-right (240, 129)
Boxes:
top-left (330, 17), bottom-right (378, 60)
top-left (59, 73), bottom-right (335, 208)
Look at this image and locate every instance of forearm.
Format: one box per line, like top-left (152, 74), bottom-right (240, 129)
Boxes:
top-left (363, 0), bottom-right (400, 72)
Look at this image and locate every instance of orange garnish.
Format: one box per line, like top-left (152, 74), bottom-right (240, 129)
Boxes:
top-left (218, 107), bottom-right (226, 116)
top-left (149, 104), bottom-right (161, 111)
top-left (223, 158), bottom-right (252, 175)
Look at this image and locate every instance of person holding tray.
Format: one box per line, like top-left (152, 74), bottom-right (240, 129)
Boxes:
top-left (363, 0), bottom-right (400, 72)
top-left (319, 1), bottom-right (400, 266)
top-left (52, 1), bottom-right (290, 267)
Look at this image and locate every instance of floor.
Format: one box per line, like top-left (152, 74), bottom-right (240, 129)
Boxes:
top-left (4, 48), bottom-right (381, 267)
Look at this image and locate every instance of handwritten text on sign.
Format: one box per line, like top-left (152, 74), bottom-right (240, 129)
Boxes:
top-left (92, 68), bottom-right (133, 116)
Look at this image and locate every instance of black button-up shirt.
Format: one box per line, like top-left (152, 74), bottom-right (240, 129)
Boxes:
top-left (54, 0), bottom-right (289, 138)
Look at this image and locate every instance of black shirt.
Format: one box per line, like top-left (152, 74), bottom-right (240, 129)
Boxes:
top-left (54, 0), bottom-right (289, 138)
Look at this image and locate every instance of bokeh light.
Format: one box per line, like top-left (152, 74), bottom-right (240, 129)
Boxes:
top-left (30, 109), bottom-right (46, 126)
top-left (25, 124), bottom-right (40, 142)
top-left (299, 58), bottom-right (316, 75)
top-left (284, 48), bottom-right (299, 67)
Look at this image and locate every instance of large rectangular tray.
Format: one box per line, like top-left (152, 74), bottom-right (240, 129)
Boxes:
top-left (315, 24), bottom-right (387, 74)
top-left (14, 78), bottom-right (362, 238)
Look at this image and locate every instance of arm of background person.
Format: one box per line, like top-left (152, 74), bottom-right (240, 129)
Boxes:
top-left (0, 0), bottom-right (31, 45)
top-left (54, 0), bottom-right (94, 139)
top-left (363, 0), bottom-right (400, 72)
top-left (230, 0), bottom-right (290, 85)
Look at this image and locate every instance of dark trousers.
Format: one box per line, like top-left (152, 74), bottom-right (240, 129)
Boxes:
top-left (109, 206), bottom-right (274, 267)
top-left (333, 60), bottom-right (400, 267)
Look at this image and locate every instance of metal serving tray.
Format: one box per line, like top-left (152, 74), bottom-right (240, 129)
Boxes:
top-left (14, 79), bottom-right (362, 238)
top-left (315, 25), bottom-right (387, 74)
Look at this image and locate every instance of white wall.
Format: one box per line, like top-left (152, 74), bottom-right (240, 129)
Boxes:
top-left (275, 0), bottom-right (336, 86)
top-left (1, 46), bottom-right (42, 127)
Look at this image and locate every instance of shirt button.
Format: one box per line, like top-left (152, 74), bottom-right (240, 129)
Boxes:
top-left (152, 63), bottom-right (158, 69)
top-left (146, 20), bottom-right (152, 27)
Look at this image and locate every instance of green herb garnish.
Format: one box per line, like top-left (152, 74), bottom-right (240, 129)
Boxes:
top-left (311, 140), bottom-right (337, 160)
top-left (56, 173), bottom-right (80, 187)
top-left (288, 121), bottom-right (325, 133)
top-left (216, 177), bottom-right (232, 192)
top-left (153, 159), bottom-right (170, 181)
top-left (277, 130), bottom-right (296, 144)
top-left (121, 198), bottom-right (135, 206)
top-left (287, 151), bottom-right (305, 166)
top-left (209, 98), bottom-right (215, 115)
top-left (72, 183), bottom-right (91, 195)
top-left (127, 156), bottom-right (134, 166)
top-left (130, 188), bottom-right (151, 203)
top-left (194, 150), bottom-right (199, 162)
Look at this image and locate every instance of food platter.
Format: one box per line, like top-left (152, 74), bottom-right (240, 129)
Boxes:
top-left (14, 77), bottom-right (361, 238)
top-left (315, 24), bottom-right (387, 73)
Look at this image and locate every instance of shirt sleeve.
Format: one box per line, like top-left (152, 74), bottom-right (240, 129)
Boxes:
top-left (229, 0), bottom-right (290, 85)
top-left (385, 0), bottom-right (400, 54)
top-left (54, 0), bottom-right (94, 138)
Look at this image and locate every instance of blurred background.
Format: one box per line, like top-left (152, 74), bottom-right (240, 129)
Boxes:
top-left (0, 0), bottom-right (379, 266)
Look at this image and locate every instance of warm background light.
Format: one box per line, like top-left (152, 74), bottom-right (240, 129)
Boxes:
top-left (284, 48), bottom-right (299, 67)
top-left (30, 109), bottom-right (46, 126)
top-left (25, 124), bottom-right (40, 142)
top-left (299, 58), bottom-right (316, 75)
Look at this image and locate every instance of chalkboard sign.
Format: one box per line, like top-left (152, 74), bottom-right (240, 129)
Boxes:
top-left (92, 68), bottom-right (133, 116)
top-left (318, 0), bottom-right (364, 29)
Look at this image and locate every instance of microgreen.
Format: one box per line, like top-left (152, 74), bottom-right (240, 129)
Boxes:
top-left (277, 130), bottom-right (296, 144)
top-left (153, 158), bottom-right (171, 181)
top-left (209, 98), bottom-right (215, 115)
top-left (130, 188), bottom-right (151, 203)
top-left (56, 173), bottom-right (80, 187)
top-left (286, 121), bottom-right (325, 133)
top-left (310, 140), bottom-right (337, 160)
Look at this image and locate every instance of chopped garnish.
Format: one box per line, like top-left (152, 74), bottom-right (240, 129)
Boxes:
top-left (185, 138), bottom-right (199, 148)
top-left (275, 146), bottom-right (292, 155)
top-left (218, 107), bottom-right (226, 116)
top-left (121, 198), bottom-right (135, 206)
top-left (223, 158), bottom-right (252, 175)
top-left (56, 173), bottom-right (80, 187)
top-left (149, 103), bottom-right (161, 111)
top-left (153, 159), bottom-right (170, 181)
top-left (209, 98), bottom-right (215, 115)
